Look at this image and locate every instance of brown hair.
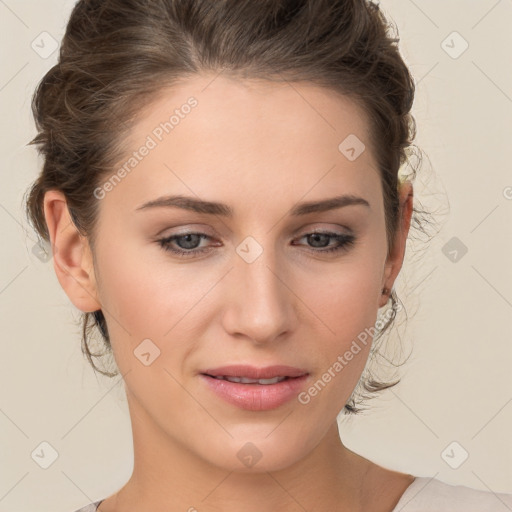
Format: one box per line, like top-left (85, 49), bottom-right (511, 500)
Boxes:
top-left (24, 0), bottom-right (436, 414)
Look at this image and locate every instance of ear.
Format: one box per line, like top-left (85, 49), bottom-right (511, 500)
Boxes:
top-left (43, 190), bottom-right (101, 312)
top-left (379, 181), bottom-right (414, 308)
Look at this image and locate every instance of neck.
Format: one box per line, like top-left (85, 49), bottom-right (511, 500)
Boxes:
top-left (110, 392), bottom-right (372, 512)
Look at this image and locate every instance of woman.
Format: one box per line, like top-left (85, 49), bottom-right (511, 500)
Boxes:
top-left (24, 0), bottom-right (512, 511)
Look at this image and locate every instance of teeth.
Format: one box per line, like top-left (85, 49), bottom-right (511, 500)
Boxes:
top-left (255, 376), bottom-right (287, 384)
top-left (214, 375), bottom-right (288, 384)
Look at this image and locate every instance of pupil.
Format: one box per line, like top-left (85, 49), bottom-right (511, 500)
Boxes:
top-left (179, 234), bottom-right (200, 249)
top-left (309, 233), bottom-right (329, 248)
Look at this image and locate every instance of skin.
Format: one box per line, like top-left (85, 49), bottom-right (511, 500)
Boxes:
top-left (44, 73), bottom-right (414, 512)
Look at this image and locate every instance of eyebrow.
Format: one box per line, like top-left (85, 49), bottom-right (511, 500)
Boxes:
top-left (135, 194), bottom-right (370, 216)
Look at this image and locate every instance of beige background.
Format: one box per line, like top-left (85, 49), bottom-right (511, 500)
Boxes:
top-left (1, 1), bottom-right (511, 511)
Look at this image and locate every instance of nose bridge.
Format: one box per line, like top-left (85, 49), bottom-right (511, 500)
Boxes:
top-left (224, 235), bottom-right (295, 343)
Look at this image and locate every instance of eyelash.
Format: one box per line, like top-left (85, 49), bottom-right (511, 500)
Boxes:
top-left (157, 231), bottom-right (356, 258)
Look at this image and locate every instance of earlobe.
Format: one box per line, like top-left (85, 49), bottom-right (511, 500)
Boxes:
top-left (43, 190), bottom-right (101, 313)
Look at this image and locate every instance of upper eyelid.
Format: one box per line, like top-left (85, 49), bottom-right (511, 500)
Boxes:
top-left (161, 227), bottom-right (350, 237)
top-left (159, 222), bottom-right (353, 238)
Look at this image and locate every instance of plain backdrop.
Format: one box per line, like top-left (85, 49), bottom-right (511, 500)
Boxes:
top-left (1, 1), bottom-right (511, 511)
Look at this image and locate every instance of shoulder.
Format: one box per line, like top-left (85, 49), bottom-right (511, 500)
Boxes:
top-left (393, 476), bottom-right (512, 511)
top-left (71, 500), bottom-right (103, 512)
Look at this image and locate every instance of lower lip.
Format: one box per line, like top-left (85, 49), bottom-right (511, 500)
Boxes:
top-left (199, 374), bottom-right (309, 411)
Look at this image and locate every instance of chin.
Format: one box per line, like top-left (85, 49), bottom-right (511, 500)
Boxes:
top-left (198, 432), bottom-right (314, 474)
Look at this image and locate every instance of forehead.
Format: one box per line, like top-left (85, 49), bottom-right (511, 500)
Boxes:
top-left (131, 73), bottom-right (372, 152)
top-left (104, 73), bottom-right (381, 215)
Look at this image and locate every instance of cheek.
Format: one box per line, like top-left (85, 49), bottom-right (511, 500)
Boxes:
top-left (302, 252), bottom-right (384, 387)
top-left (92, 241), bottom-right (171, 351)
top-left (309, 256), bottom-right (383, 336)
top-left (94, 241), bottom-right (218, 366)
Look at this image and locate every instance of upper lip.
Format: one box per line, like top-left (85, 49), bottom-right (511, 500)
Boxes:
top-left (201, 365), bottom-right (309, 379)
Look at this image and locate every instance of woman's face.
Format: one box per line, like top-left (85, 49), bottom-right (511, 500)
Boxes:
top-left (57, 74), bottom-right (411, 473)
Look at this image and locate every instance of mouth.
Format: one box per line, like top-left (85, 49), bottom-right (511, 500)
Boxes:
top-left (198, 366), bottom-right (310, 411)
top-left (200, 364), bottom-right (309, 381)
top-left (201, 374), bottom-right (297, 385)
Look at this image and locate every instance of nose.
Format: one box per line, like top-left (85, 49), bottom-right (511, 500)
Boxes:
top-left (221, 243), bottom-right (297, 345)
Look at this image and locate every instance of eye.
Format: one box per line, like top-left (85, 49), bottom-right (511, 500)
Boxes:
top-left (157, 230), bottom-right (356, 258)
top-left (292, 231), bottom-right (356, 254)
top-left (157, 232), bottom-right (215, 258)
